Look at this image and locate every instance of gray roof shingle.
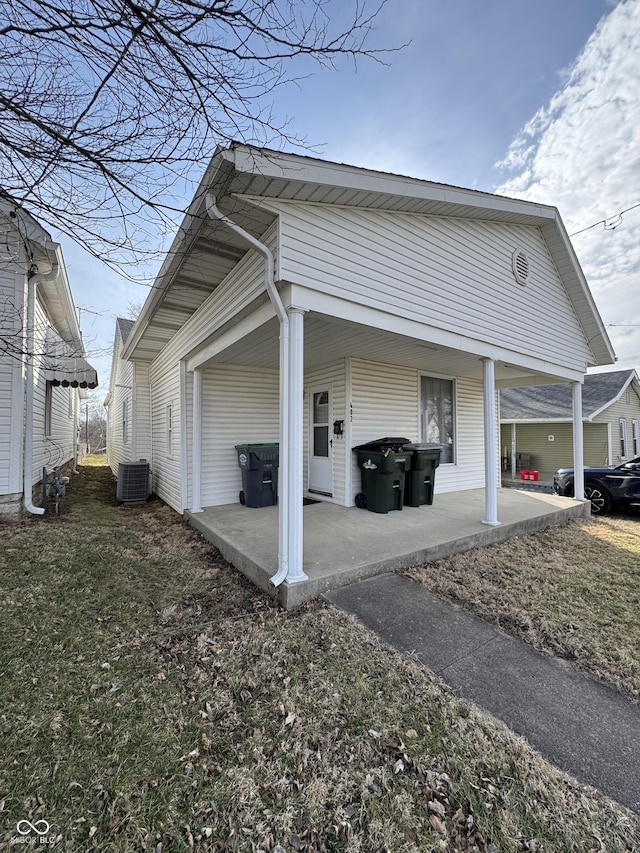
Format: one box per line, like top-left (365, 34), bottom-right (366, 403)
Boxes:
top-left (500, 370), bottom-right (638, 421)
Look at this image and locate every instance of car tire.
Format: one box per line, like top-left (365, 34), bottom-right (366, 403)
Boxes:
top-left (584, 483), bottom-right (612, 516)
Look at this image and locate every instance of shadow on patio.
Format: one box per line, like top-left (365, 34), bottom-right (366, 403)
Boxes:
top-left (186, 488), bottom-right (590, 609)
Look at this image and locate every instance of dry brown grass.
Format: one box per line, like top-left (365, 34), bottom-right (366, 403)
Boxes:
top-left (0, 466), bottom-right (638, 851)
top-left (404, 516), bottom-right (640, 702)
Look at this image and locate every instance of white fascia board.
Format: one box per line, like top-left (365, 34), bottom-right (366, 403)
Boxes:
top-left (230, 145), bottom-right (557, 223)
top-left (291, 284), bottom-right (586, 383)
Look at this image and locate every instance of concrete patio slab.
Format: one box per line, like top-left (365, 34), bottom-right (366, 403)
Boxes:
top-left (186, 487), bottom-right (589, 608)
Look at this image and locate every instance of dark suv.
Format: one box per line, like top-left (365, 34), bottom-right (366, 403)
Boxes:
top-left (553, 456), bottom-right (640, 515)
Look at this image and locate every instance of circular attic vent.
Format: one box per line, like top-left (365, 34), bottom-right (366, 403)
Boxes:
top-left (512, 248), bottom-right (530, 285)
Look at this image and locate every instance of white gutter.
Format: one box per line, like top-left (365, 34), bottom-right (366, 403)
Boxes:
top-left (204, 194), bottom-right (291, 586)
top-left (24, 247), bottom-right (60, 515)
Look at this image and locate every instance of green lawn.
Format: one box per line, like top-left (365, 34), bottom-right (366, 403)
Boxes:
top-left (0, 464), bottom-right (638, 851)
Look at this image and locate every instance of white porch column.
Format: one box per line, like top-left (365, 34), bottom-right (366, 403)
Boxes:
top-left (286, 307), bottom-right (308, 583)
top-left (481, 357), bottom-right (501, 526)
top-left (191, 367), bottom-right (203, 513)
top-left (572, 381), bottom-right (585, 502)
top-left (510, 423), bottom-right (517, 480)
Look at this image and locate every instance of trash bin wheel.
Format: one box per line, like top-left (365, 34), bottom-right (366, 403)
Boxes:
top-left (355, 492), bottom-right (368, 509)
top-left (239, 490), bottom-right (245, 505)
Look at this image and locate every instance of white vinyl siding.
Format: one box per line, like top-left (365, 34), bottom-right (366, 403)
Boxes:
top-left (149, 362), bottom-right (182, 511)
top-left (106, 334), bottom-right (133, 475)
top-left (166, 403), bottom-right (173, 456)
top-left (349, 358), bottom-right (485, 502)
top-left (200, 364), bottom-right (279, 507)
top-left (132, 361), bottom-right (152, 461)
top-left (276, 203), bottom-right (593, 371)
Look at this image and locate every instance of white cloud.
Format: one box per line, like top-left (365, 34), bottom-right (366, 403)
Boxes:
top-left (496, 0), bottom-right (640, 370)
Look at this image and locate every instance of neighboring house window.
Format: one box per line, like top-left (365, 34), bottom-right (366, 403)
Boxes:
top-left (633, 420), bottom-right (639, 456)
top-left (44, 382), bottom-right (53, 436)
top-left (619, 419), bottom-right (627, 459)
top-left (122, 399), bottom-right (129, 443)
top-left (166, 403), bottom-right (173, 455)
top-left (420, 375), bottom-right (455, 464)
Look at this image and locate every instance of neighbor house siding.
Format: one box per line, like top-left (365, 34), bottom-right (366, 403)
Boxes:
top-left (499, 422), bottom-right (609, 471)
top-left (303, 360), bottom-right (347, 504)
top-left (30, 298), bottom-right (76, 485)
top-left (0, 261), bottom-right (24, 498)
top-left (200, 364), bottom-right (279, 507)
top-left (594, 392), bottom-right (640, 463)
top-left (275, 203), bottom-right (592, 371)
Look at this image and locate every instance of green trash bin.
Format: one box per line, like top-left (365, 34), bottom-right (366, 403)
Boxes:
top-left (235, 443), bottom-right (279, 508)
top-left (353, 438), bottom-right (412, 513)
top-left (403, 443), bottom-right (442, 507)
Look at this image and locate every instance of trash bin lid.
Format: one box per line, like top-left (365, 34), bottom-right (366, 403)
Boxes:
top-left (403, 443), bottom-right (442, 452)
top-left (352, 437), bottom-right (411, 452)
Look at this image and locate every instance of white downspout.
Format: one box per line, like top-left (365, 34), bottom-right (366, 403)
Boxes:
top-left (24, 249), bottom-right (60, 515)
top-left (204, 194), bottom-right (290, 586)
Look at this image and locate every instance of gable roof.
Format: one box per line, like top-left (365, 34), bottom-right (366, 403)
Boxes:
top-left (500, 369), bottom-right (640, 422)
top-left (122, 144), bottom-right (615, 370)
top-left (116, 317), bottom-right (136, 344)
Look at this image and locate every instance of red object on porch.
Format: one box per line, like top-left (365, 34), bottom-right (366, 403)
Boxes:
top-left (520, 470), bottom-right (539, 481)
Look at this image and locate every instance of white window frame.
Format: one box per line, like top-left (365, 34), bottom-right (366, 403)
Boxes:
top-left (619, 418), bottom-right (627, 459)
top-left (632, 420), bottom-right (639, 457)
top-left (419, 373), bottom-right (456, 465)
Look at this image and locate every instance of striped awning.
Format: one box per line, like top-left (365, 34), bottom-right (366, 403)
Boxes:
top-left (44, 355), bottom-right (99, 388)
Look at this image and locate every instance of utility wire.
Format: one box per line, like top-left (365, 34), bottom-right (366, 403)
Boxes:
top-left (569, 201), bottom-right (640, 237)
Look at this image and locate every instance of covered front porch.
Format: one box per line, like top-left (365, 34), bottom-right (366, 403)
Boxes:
top-left (186, 487), bottom-right (589, 609)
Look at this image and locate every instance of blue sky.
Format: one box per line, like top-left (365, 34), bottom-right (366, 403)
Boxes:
top-left (63, 0), bottom-right (638, 389)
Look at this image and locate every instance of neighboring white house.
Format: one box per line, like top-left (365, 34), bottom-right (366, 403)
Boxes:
top-left (104, 317), bottom-right (151, 476)
top-left (0, 195), bottom-right (98, 518)
top-left (119, 145), bottom-right (616, 586)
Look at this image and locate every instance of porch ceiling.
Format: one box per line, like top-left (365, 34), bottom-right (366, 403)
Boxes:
top-left (205, 313), bottom-right (569, 387)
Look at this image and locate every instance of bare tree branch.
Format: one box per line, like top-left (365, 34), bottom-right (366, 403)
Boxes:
top-left (1, 0), bottom-right (393, 271)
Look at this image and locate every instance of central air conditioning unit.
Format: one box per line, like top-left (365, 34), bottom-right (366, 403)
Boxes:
top-left (117, 461), bottom-right (150, 502)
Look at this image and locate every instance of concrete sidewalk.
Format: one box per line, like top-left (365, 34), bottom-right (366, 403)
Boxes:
top-left (324, 573), bottom-right (640, 815)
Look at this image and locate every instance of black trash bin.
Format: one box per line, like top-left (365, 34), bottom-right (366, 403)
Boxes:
top-left (352, 437), bottom-right (412, 513)
top-left (403, 443), bottom-right (442, 507)
top-left (235, 443), bottom-right (279, 508)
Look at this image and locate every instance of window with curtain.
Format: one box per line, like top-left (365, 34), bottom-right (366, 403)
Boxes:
top-left (420, 376), bottom-right (455, 464)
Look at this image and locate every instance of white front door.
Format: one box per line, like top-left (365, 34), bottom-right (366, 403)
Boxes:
top-left (308, 386), bottom-right (333, 495)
